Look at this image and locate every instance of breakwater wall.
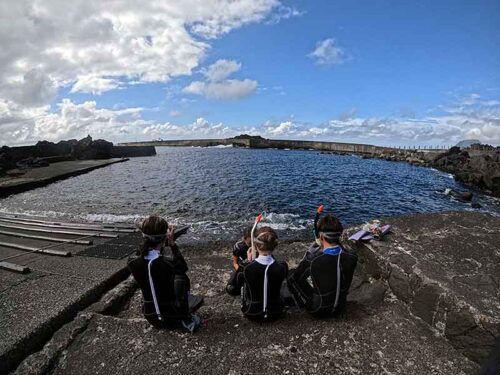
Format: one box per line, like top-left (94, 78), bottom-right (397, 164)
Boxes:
top-left (119, 137), bottom-right (446, 156)
top-left (110, 145), bottom-right (156, 158)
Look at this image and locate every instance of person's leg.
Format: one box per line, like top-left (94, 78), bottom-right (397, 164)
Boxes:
top-left (287, 272), bottom-right (314, 309)
top-left (226, 268), bottom-right (242, 295)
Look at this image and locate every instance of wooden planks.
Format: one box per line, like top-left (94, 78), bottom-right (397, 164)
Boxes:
top-left (0, 261), bottom-right (30, 274)
top-left (0, 229), bottom-right (92, 245)
top-left (0, 217), bottom-right (135, 233)
top-left (0, 222), bottom-right (118, 238)
top-left (0, 241), bottom-right (71, 257)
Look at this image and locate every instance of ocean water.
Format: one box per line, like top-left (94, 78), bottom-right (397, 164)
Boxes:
top-left (0, 147), bottom-right (498, 241)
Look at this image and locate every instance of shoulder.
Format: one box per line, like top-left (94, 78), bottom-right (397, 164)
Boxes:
top-left (275, 258), bottom-right (288, 266)
top-left (273, 259), bottom-right (288, 272)
top-left (341, 248), bottom-right (358, 260)
top-left (234, 240), bottom-right (248, 251)
top-left (127, 255), bottom-right (142, 268)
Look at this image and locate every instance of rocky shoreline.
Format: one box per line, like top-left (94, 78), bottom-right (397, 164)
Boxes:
top-left (9, 211), bottom-right (499, 374)
top-left (324, 144), bottom-right (500, 198)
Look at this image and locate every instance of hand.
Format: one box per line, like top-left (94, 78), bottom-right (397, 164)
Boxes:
top-left (167, 224), bottom-right (176, 247)
top-left (247, 247), bottom-right (254, 262)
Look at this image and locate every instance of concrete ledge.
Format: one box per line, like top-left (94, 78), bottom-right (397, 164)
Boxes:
top-left (0, 267), bottom-right (130, 374)
top-left (0, 159), bottom-right (128, 198)
top-left (13, 277), bottom-right (137, 375)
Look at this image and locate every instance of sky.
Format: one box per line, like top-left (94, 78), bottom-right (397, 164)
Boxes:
top-left (0, 0), bottom-right (499, 147)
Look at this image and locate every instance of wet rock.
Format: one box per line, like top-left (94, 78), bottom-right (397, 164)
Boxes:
top-left (432, 146), bottom-right (500, 197)
top-left (461, 191), bottom-right (473, 201)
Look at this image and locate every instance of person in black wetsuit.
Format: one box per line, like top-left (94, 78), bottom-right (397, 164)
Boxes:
top-left (236, 227), bottom-right (288, 322)
top-left (288, 214), bottom-right (357, 318)
top-left (128, 215), bottom-right (203, 333)
top-left (225, 227), bottom-right (252, 295)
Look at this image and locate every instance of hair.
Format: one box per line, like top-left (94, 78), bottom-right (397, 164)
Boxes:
top-left (243, 226), bottom-right (252, 239)
top-left (139, 215), bottom-right (169, 256)
top-left (317, 214), bottom-right (343, 244)
top-left (254, 226), bottom-right (278, 252)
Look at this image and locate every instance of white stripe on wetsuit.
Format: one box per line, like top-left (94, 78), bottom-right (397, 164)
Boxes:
top-left (333, 248), bottom-right (343, 310)
top-left (256, 255), bottom-right (275, 316)
top-left (144, 249), bottom-right (162, 321)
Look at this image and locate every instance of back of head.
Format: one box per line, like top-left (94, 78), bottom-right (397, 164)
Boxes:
top-left (318, 215), bottom-right (343, 244)
top-left (255, 226), bottom-right (278, 252)
top-left (243, 226), bottom-right (253, 240)
top-left (138, 215), bottom-right (168, 256)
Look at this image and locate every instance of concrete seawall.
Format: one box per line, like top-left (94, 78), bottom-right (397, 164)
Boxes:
top-left (119, 137), bottom-right (446, 156)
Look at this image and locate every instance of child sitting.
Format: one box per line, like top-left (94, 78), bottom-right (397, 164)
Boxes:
top-left (237, 227), bottom-right (288, 322)
top-left (225, 227), bottom-right (252, 295)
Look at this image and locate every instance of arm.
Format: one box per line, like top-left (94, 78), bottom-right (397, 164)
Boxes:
top-left (236, 264), bottom-right (246, 290)
top-left (232, 255), bottom-right (239, 271)
top-left (290, 254), bottom-right (311, 284)
top-left (169, 243), bottom-right (188, 273)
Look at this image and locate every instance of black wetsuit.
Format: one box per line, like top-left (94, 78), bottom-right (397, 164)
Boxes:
top-left (288, 243), bottom-right (357, 318)
top-left (226, 240), bottom-right (249, 295)
top-left (236, 256), bottom-right (288, 321)
top-left (128, 245), bottom-right (192, 329)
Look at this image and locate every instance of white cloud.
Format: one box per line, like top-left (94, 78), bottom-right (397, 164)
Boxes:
top-left (266, 5), bottom-right (305, 24)
top-left (260, 99), bottom-right (500, 146)
top-left (71, 75), bottom-right (122, 95)
top-left (308, 38), bottom-right (347, 65)
top-left (0, 0), bottom-right (281, 106)
top-left (184, 79), bottom-right (257, 100)
top-left (1, 93), bottom-right (499, 147)
top-left (203, 59), bottom-right (241, 82)
top-left (183, 59), bottom-right (257, 100)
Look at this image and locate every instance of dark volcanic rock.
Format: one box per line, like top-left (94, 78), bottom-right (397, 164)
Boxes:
top-left (0, 146), bottom-right (15, 175)
top-left (345, 211), bottom-right (500, 364)
top-left (432, 146), bottom-right (500, 197)
top-left (71, 136), bottom-right (113, 159)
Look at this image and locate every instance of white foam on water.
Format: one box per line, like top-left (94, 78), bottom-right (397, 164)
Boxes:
top-left (0, 206), bottom-right (315, 233)
top-left (83, 213), bottom-right (144, 223)
top-left (207, 144), bottom-right (233, 148)
top-left (0, 208), bottom-right (69, 219)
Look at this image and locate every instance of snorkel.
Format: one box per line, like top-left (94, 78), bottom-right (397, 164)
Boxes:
top-left (251, 213), bottom-right (264, 260)
top-left (314, 204), bottom-right (324, 246)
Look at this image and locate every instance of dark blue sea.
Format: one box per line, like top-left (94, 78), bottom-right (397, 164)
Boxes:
top-left (1, 147), bottom-right (499, 241)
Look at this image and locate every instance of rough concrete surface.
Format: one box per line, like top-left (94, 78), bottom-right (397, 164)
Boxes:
top-left (345, 211), bottom-right (500, 363)
top-left (0, 229), bottom-right (137, 373)
top-left (13, 212), bottom-right (496, 374)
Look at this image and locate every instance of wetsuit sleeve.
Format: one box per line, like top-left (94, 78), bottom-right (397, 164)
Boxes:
top-left (235, 263), bottom-right (246, 289)
top-left (232, 242), bottom-right (240, 257)
top-left (290, 256), bottom-right (311, 284)
top-left (169, 244), bottom-right (188, 274)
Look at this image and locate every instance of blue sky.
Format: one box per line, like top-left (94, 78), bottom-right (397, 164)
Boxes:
top-left (1, 0), bottom-right (499, 146)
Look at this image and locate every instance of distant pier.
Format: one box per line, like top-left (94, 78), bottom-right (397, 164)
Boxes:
top-left (119, 136), bottom-right (448, 156)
